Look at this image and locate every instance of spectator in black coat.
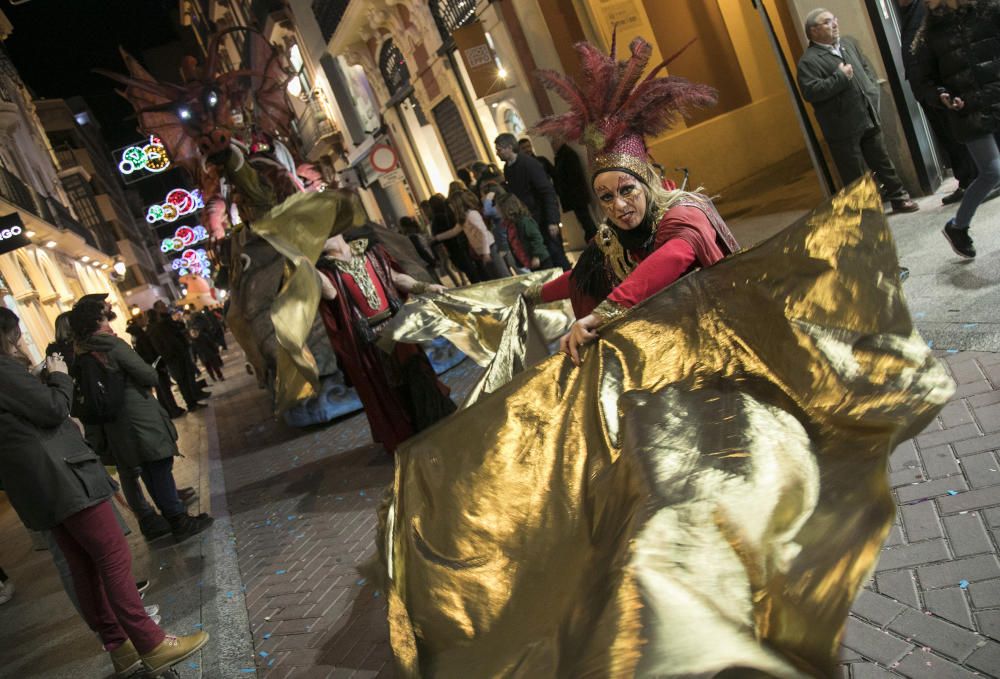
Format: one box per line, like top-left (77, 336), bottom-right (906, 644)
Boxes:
top-left (552, 140), bottom-right (600, 242)
top-left (495, 133), bottom-right (570, 270)
top-left (146, 301), bottom-right (205, 410)
top-left (127, 312), bottom-right (184, 418)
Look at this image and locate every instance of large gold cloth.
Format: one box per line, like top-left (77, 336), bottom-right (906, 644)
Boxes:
top-left (228, 190), bottom-right (364, 413)
top-left (377, 270), bottom-right (573, 405)
top-left (381, 179), bottom-right (954, 677)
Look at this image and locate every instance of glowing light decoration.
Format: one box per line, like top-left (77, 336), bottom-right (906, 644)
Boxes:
top-left (171, 248), bottom-right (212, 278)
top-left (147, 188), bottom-right (204, 223)
top-left (161, 225), bottom-right (209, 253)
top-left (118, 136), bottom-right (171, 175)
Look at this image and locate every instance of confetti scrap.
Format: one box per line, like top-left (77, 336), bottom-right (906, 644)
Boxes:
top-left (947, 490), bottom-right (959, 496)
top-left (275, 569), bottom-right (287, 575)
top-left (260, 651), bottom-right (269, 658)
top-left (960, 580), bottom-right (970, 589)
top-left (357, 578), bottom-right (367, 586)
top-left (263, 632), bottom-right (272, 640)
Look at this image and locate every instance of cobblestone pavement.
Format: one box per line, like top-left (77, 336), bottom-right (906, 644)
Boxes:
top-left (840, 351), bottom-right (1000, 678)
top-left (214, 354), bottom-right (483, 678)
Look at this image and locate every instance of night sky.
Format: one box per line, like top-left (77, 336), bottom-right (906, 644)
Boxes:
top-left (3, 0), bottom-right (180, 149)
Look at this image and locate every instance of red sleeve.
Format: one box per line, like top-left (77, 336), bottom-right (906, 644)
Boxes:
top-left (540, 269), bottom-right (573, 302)
top-left (606, 239), bottom-right (696, 309)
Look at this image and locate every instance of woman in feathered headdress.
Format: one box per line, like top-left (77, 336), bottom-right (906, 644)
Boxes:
top-left (531, 35), bottom-right (740, 364)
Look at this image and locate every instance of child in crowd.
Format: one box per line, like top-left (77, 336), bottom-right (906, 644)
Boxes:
top-left (496, 192), bottom-right (552, 272)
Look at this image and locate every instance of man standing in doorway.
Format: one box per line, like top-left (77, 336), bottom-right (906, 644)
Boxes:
top-left (495, 133), bottom-right (571, 270)
top-left (797, 8), bottom-right (920, 214)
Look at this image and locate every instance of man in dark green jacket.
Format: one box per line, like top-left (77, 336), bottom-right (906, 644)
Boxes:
top-left (797, 8), bottom-right (920, 214)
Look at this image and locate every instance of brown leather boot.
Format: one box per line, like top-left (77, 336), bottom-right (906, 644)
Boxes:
top-left (109, 639), bottom-right (141, 677)
top-left (141, 631), bottom-right (209, 676)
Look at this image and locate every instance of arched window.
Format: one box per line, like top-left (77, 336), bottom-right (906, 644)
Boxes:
top-left (379, 39), bottom-right (410, 98)
top-left (429, 0), bottom-right (476, 44)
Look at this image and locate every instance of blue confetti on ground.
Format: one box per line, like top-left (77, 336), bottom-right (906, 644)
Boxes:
top-left (226, 591), bottom-right (234, 598)
top-left (947, 490), bottom-right (959, 496)
top-left (963, 323), bottom-right (978, 329)
top-left (263, 632), bottom-right (272, 639)
top-left (359, 491), bottom-right (366, 497)
top-left (287, 515), bottom-right (296, 520)
top-left (960, 579), bottom-right (970, 589)
top-left (357, 578), bottom-right (367, 586)
top-left (928, 340), bottom-right (935, 348)
top-left (194, 623), bottom-right (203, 629)
top-left (260, 651), bottom-right (269, 658)
top-left (240, 669), bottom-right (256, 674)
top-left (946, 349), bottom-right (960, 354)
top-left (275, 569), bottom-right (286, 575)
top-left (268, 659), bottom-right (275, 667)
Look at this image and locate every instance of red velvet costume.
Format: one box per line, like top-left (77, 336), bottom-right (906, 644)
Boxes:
top-left (541, 201), bottom-right (735, 318)
top-left (317, 239), bottom-right (454, 453)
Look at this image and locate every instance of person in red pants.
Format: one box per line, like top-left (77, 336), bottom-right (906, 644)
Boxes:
top-left (0, 307), bottom-right (207, 677)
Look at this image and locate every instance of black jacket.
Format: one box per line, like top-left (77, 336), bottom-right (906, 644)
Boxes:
top-left (797, 36), bottom-right (882, 140)
top-left (503, 153), bottom-right (561, 227)
top-left (552, 144), bottom-right (591, 211)
top-left (0, 356), bottom-right (115, 530)
top-left (911, 0), bottom-right (1000, 141)
top-left (146, 313), bottom-right (189, 362)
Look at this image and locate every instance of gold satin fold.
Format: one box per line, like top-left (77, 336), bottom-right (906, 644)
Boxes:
top-left (381, 178), bottom-right (954, 678)
top-left (250, 189), bottom-right (365, 412)
top-left (378, 268), bottom-right (571, 363)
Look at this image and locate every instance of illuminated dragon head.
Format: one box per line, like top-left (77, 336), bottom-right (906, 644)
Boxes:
top-left (97, 26), bottom-right (294, 174)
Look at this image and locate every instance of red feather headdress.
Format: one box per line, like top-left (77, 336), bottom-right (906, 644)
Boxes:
top-left (534, 35), bottom-right (717, 184)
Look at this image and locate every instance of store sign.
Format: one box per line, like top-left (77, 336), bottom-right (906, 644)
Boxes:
top-left (0, 214), bottom-right (30, 256)
top-left (113, 135), bottom-right (171, 184)
top-left (161, 225), bottom-right (209, 253)
top-left (453, 22), bottom-right (508, 99)
top-left (147, 188), bottom-right (204, 224)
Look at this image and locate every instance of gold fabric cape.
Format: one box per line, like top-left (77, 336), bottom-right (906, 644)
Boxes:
top-left (380, 179), bottom-right (954, 677)
top-left (228, 189), bottom-right (364, 413)
top-left (377, 270), bottom-right (573, 406)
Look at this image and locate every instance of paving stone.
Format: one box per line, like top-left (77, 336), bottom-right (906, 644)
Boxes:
top-left (883, 523), bottom-right (904, 547)
top-left (893, 647), bottom-right (981, 679)
top-left (876, 570), bottom-right (921, 608)
top-left (949, 360), bottom-right (986, 386)
top-left (960, 451), bottom-right (1000, 489)
top-left (842, 618), bottom-right (912, 665)
top-left (967, 390), bottom-right (1000, 408)
top-left (901, 502), bottom-right (943, 541)
top-left (938, 487), bottom-right (1000, 514)
top-left (976, 610), bottom-right (1000, 642)
top-left (916, 424), bottom-right (983, 450)
top-left (887, 608), bottom-right (981, 660)
top-left (852, 589), bottom-right (906, 627)
top-left (890, 439), bottom-right (921, 473)
top-left (890, 467), bottom-right (924, 487)
top-left (942, 513), bottom-right (994, 557)
top-left (953, 432), bottom-right (1000, 458)
top-left (964, 641), bottom-right (1000, 675)
top-left (940, 400), bottom-right (975, 428)
top-left (896, 476), bottom-right (969, 503)
top-left (917, 555), bottom-right (1000, 589)
top-left (917, 444), bottom-right (961, 480)
top-left (839, 645), bottom-right (863, 662)
top-left (877, 540), bottom-right (950, 572)
top-left (968, 579), bottom-right (1000, 608)
top-left (953, 380), bottom-right (994, 400)
top-left (923, 588), bottom-right (974, 629)
top-left (849, 663), bottom-right (898, 678)
top-left (984, 507), bottom-right (1000, 528)
top-left (975, 402), bottom-right (1000, 434)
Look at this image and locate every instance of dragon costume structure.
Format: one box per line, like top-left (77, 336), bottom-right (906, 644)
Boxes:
top-left (374, 35), bottom-right (955, 678)
top-left (99, 27), bottom-right (365, 415)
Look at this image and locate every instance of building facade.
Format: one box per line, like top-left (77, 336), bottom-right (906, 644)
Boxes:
top-left (0, 36), bottom-right (130, 361)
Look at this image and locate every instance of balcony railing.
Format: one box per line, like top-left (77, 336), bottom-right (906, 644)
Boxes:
top-left (312, 0), bottom-right (350, 43)
top-left (298, 96), bottom-right (338, 156)
top-left (0, 165), bottom-right (99, 250)
top-left (54, 145), bottom-right (77, 170)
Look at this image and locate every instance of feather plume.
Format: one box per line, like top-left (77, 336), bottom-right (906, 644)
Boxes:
top-left (533, 35), bottom-right (716, 162)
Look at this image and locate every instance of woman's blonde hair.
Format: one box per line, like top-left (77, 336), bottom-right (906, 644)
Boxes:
top-left (447, 186), bottom-right (481, 221)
